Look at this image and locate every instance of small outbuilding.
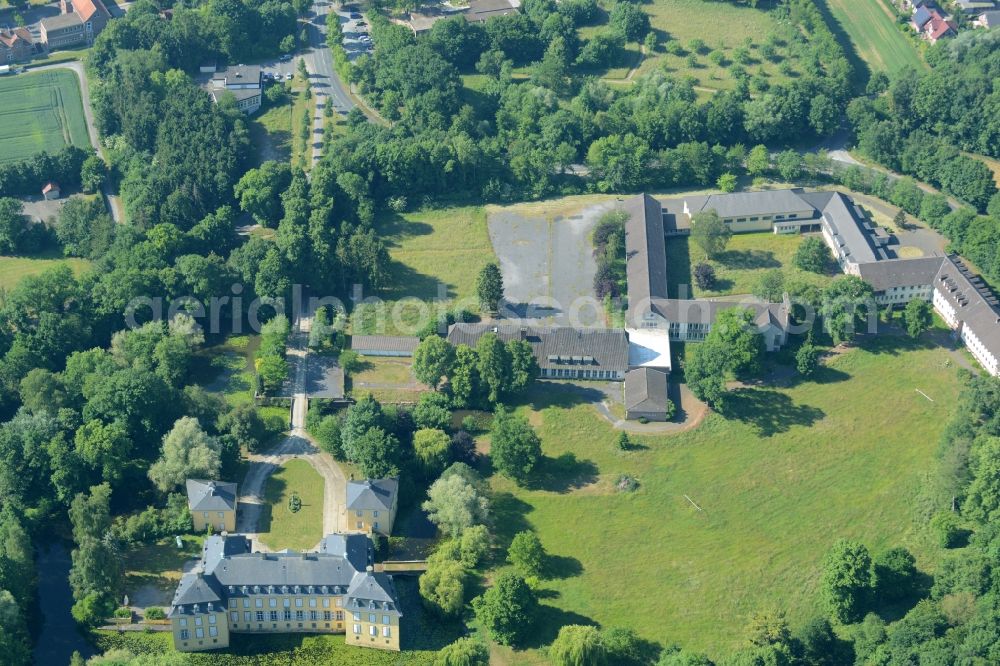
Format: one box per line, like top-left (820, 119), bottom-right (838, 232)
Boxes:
top-left (623, 367), bottom-right (671, 421)
top-left (186, 479), bottom-right (238, 533)
top-left (350, 335), bottom-right (420, 357)
top-left (42, 182), bottom-right (61, 200)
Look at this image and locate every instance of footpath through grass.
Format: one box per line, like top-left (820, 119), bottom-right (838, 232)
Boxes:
top-left (819, 0), bottom-right (923, 74)
top-left (258, 459), bottom-right (325, 552)
top-left (488, 337), bottom-right (960, 658)
top-left (0, 69), bottom-right (90, 163)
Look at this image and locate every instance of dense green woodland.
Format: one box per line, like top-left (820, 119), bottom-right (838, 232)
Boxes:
top-left (0, 0), bottom-right (998, 663)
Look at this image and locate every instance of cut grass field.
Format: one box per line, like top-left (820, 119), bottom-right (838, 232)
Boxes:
top-left (348, 355), bottom-right (428, 404)
top-left (258, 459), bottom-right (325, 551)
top-left (488, 336), bottom-right (961, 659)
top-left (0, 69), bottom-right (90, 163)
top-left (819, 0), bottom-right (924, 75)
top-left (0, 255), bottom-right (90, 291)
top-left (664, 232), bottom-right (835, 299)
top-left (355, 206), bottom-right (496, 336)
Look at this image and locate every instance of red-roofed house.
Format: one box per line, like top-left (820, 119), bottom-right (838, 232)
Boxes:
top-left (923, 10), bottom-right (957, 42)
top-left (58, 0), bottom-right (111, 44)
top-left (42, 182), bottom-right (61, 200)
top-left (0, 28), bottom-right (34, 64)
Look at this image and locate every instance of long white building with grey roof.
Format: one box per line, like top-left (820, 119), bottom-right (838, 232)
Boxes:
top-left (169, 533), bottom-right (402, 653)
top-left (623, 189), bottom-right (1000, 380)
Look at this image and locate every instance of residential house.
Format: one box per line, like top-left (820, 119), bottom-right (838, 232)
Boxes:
top-left (912, 5), bottom-right (936, 30)
top-left (169, 533), bottom-right (401, 652)
top-left (973, 9), bottom-right (1000, 26)
top-left (40, 13), bottom-right (87, 50)
top-left (623, 368), bottom-right (670, 421)
top-left (923, 11), bottom-right (958, 41)
top-left (955, 0), bottom-right (995, 14)
top-left (205, 64), bottom-right (263, 114)
top-left (346, 479), bottom-right (399, 536)
top-left (350, 335), bottom-right (420, 357)
top-left (0, 28), bottom-right (33, 64)
top-left (58, 0), bottom-right (112, 45)
top-left (41, 182), bottom-right (61, 200)
top-left (186, 479), bottom-right (238, 533)
top-left (446, 322), bottom-right (630, 380)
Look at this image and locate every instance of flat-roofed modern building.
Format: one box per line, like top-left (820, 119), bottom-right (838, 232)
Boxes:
top-left (204, 64), bottom-right (263, 114)
top-left (169, 533), bottom-right (401, 653)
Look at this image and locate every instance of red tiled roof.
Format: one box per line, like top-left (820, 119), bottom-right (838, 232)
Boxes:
top-left (927, 13), bottom-right (956, 39)
top-left (42, 182), bottom-right (60, 193)
top-left (71, 0), bottom-right (110, 22)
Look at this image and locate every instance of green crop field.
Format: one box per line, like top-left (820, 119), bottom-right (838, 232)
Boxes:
top-left (0, 69), bottom-right (90, 163)
top-left (486, 337), bottom-right (960, 660)
top-left (820, 0), bottom-right (924, 74)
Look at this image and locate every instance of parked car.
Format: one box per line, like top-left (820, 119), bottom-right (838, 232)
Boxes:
top-left (349, 12), bottom-right (362, 18)
top-left (285, 72), bottom-right (293, 80)
top-left (279, 54), bottom-right (293, 62)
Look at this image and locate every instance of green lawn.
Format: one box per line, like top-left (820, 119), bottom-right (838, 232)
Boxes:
top-left (819, 0), bottom-right (924, 74)
top-left (665, 232), bottom-right (834, 299)
top-left (249, 98), bottom-right (293, 165)
top-left (123, 536), bottom-right (203, 601)
top-left (631, 0), bottom-right (800, 91)
top-left (258, 459), bottom-right (325, 551)
top-left (0, 255), bottom-right (90, 290)
top-left (487, 336), bottom-right (960, 659)
top-left (0, 69), bottom-right (90, 163)
top-left (355, 206), bottom-right (496, 336)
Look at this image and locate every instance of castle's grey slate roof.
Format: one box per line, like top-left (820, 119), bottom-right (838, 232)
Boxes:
top-left (170, 533), bottom-right (395, 618)
top-left (319, 533), bottom-right (372, 572)
top-left (446, 323), bottom-right (629, 373)
top-left (351, 335), bottom-right (420, 355)
top-left (858, 256), bottom-right (945, 292)
top-left (346, 572), bottom-right (401, 617)
top-left (171, 571), bottom-right (223, 609)
top-left (186, 479), bottom-right (237, 512)
top-left (346, 479), bottom-right (398, 512)
top-left (623, 368), bottom-right (669, 414)
top-left (686, 190), bottom-right (816, 219)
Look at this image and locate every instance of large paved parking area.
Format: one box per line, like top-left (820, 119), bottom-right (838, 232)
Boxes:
top-left (488, 200), bottom-right (616, 327)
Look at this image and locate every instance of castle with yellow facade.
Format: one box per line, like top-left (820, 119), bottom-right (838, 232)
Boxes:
top-left (168, 533), bottom-right (401, 653)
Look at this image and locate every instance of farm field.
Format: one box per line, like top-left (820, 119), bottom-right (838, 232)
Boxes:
top-left (819, 0), bottom-right (924, 74)
top-left (487, 337), bottom-right (961, 659)
top-left (257, 459), bottom-right (325, 551)
top-left (356, 206), bottom-right (495, 336)
top-left (665, 231), bottom-right (835, 299)
top-left (0, 255), bottom-right (90, 290)
top-left (0, 69), bottom-right (90, 163)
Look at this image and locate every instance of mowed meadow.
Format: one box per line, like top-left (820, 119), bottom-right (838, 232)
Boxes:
top-left (819, 0), bottom-right (924, 75)
top-left (487, 337), bottom-right (961, 660)
top-left (0, 69), bottom-right (90, 162)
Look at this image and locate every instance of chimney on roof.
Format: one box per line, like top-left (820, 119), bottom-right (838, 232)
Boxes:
top-left (519, 326), bottom-right (526, 340)
top-left (366, 565), bottom-right (374, 572)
